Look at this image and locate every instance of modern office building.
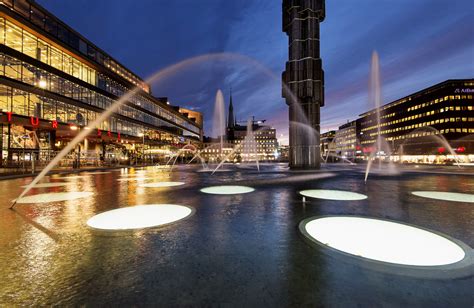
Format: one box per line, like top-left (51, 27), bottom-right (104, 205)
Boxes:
top-left (282, 0), bottom-right (325, 169)
top-left (335, 120), bottom-right (361, 161)
top-left (230, 120), bottom-right (278, 161)
top-left (0, 0), bottom-right (202, 169)
top-left (357, 79), bottom-right (474, 163)
top-left (320, 130), bottom-right (336, 162)
top-left (225, 91), bottom-right (278, 161)
top-left (202, 93), bottom-right (279, 162)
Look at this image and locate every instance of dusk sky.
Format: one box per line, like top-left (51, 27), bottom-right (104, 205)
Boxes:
top-left (39, 0), bottom-right (474, 144)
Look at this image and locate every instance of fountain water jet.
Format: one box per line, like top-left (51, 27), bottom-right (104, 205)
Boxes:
top-left (397, 126), bottom-right (463, 167)
top-left (11, 52), bottom-right (307, 209)
top-left (364, 51), bottom-right (398, 182)
top-left (213, 90), bottom-right (226, 158)
top-left (241, 118), bottom-right (260, 171)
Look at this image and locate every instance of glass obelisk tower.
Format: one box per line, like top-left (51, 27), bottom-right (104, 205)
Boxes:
top-left (282, 0), bottom-right (325, 169)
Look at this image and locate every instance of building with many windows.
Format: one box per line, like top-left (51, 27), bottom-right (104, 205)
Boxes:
top-left (0, 0), bottom-right (202, 169)
top-left (320, 130), bottom-right (336, 162)
top-left (335, 120), bottom-right (361, 161)
top-left (346, 79), bottom-right (474, 164)
top-left (230, 120), bottom-right (278, 162)
top-left (225, 91), bottom-right (278, 161)
top-left (202, 93), bottom-right (279, 162)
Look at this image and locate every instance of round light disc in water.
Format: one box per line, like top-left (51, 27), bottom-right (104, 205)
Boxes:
top-left (300, 189), bottom-right (367, 201)
top-left (21, 182), bottom-right (71, 188)
top-left (16, 192), bottom-right (94, 204)
top-left (300, 216), bottom-right (466, 266)
top-left (139, 182), bottom-right (185, 188)
top-left (200, 185), bottom-right (254, 195)
top-left (196, 169), bottom-right (232, 173)
top-left (412, 191), bottom-right (474, 203)
top-left (117, 177), bottom-right (150, 182)
top-left (87, 204), bottom-right (194, 231)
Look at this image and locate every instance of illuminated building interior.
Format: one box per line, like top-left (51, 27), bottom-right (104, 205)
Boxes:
top-left (202, 91), bottom-right (279, 162)
top-left (0, 1), bottom-right (203, 169)
top-left (327, 79), bottom-right (473, 164)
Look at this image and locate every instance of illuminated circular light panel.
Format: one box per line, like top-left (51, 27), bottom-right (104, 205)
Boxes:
top-left (16, 192), bottom-right (94, 204)
top-left (200, 185), bottom-right (254, 195)
top-left (21, 182), bottom-right (71, 188)
top-left (301, 216), bottom-right (466, 266)
top-left (300, 189), bottom-right (367, 201)
top-left (139, 182), bottom-right (185, 188)
top-left (196, 169), bottom-right (232, 173)
top-left (412, 191), bottom-right (474, 203)
top-left (117, 177), bottom-right (150, 182)
top-left (86, 204), bottom-right (193, 231)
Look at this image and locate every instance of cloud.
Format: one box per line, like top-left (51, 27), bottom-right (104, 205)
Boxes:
top-left (38, 0), bottom-right (474, 144)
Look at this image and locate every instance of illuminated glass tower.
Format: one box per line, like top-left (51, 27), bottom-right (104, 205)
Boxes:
top-left (282, 0), bottom-right (325, 169)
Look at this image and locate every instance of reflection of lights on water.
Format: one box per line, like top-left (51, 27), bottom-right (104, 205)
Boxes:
top-left (58, 175), bottom-right (91, 179)
top-left (300, 189), bottom-right (367, 201)
top-left (21, 183), bottom-right (71, 188)
top-left (139, 182), bottom-right (185, 188)
top-left (200, 185), bottom-right (254, 195)
top-left (16, 192), bottom-right (94, 204)
top-left (412, 191), bottom-right (474, 203)
top-left (119, 173), bottom-right (147, 178)
top-left (82, 171), bottom-right (111, 175)
top-left (301, 216), bottom-right (466, 266)
top-left (86, 204), bottom-right (194, 230)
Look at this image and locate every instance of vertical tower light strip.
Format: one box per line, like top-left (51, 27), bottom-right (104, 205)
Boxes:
top-left (282, 0), bottom-right (325, 169)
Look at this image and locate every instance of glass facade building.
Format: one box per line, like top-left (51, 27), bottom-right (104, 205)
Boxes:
top-left (335, 120), bottom-right (360, 161)
top-left (358, 79), bottom-right (474, 163)
top-left (0, 0), bottom-right (202, 168)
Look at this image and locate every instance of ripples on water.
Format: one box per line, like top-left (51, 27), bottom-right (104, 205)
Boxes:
top-left (0, 165), bottom-right (473, 306)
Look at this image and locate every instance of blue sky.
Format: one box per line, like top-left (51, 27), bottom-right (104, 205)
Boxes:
top-left (39, 0), bottom-right (474, 144)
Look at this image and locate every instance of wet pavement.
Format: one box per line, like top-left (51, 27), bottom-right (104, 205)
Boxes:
top-left (0, 163), bottom-right (473, 306)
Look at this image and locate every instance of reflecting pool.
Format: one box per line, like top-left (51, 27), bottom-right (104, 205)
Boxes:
top-left (0, 165), bottom-right (473, 306)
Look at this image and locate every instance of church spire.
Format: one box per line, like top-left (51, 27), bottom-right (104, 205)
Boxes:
top-left (227, 87), bottom-right (235, 129)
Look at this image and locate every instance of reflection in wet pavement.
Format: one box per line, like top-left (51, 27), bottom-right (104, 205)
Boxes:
top-left (0, 165), bottom-right (473, 306)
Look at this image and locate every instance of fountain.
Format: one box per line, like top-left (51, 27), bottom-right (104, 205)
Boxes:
top-left (164, 144), bottom-right (200, 171)
top-left (10, 52), bottom-right (319, 213)
top-left (397, 126), bottom-right (463, 167)
top-left (241, 118), bottom-right (260, 171)
top-left (364, 51), bottom-right (398, 182)
top-left (210, 119), bottom-right (264, 174)
top-left (213, 90), bottom-right (226, 158)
